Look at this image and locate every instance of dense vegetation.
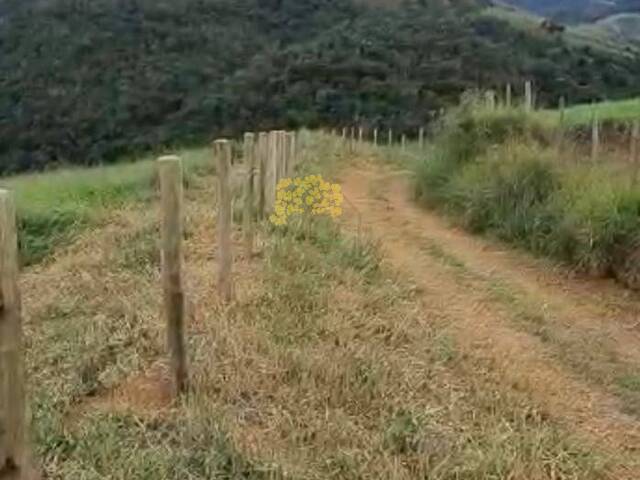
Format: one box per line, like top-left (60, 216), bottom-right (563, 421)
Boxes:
top-left (3, 0), bottom-right (640, 174)
top-left (413, 97), bottom-right (640, 289)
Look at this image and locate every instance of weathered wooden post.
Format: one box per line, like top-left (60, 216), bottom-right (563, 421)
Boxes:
top-left (265, 132), bottom-right (278, 214)
top-left (486, 90), bottom-right (496, 110)
top-left (418, 127), bottom-right (425, 149)
top-left (388, 128), bottom-right (393, 146)
top-left (373, 128), bottom-right (378, 146)
top-left (286, 131), bottom-right (296, 176)
top-left (158, 156), bottom-right (188, 396)
top-left (401, 134), bottom-right (407, 151)
top-left (629, 120), bottom-right (639, 165)
top-left (505, 83), bottom-right (512, 108)
top-left (0, 189), bottom-right (30, 479)
top-left (341, 127), bottom-right (347, 142)
top-left (591, 111), bottom-right (600, 163)
top-left (275, 131), bottom-right (285, 182)
top-left (243, 133), bottom-right (256, 257)
top-left (524, 81), bottom-right (532, 112)
top-left (213, 140), bottom-right (234, 303)
top-left (256, 132), bottom-right (268, 220)
top-left (556, 97), bottom-right (566, 152)
top-left (358, 127), bottom-right (363, 144)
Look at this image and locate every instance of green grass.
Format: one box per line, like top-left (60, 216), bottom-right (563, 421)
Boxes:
top-left (0, 147), bottom-right (214, 264)
top-left (537, 97), bottom-right (640, 127)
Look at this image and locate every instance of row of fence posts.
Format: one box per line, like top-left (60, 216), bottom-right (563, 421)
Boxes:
top-left (486, 81), bottom-right (640, 164)
top-left (159, 129), bottom-right (298, 396)
top-left (334, 126), bottom-right (427, 152)
top-left (332, 80), bottom-right (640, 164)
top-left (0, 129), bottom-right (298, 478)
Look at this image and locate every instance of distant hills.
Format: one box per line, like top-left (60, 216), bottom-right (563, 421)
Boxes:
top-left (2, 0), bottom-right (640, 174)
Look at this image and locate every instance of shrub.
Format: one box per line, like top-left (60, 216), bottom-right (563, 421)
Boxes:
top-left (412, 95), bottom-right (640, 289)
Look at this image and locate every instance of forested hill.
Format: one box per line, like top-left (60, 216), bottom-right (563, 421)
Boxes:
top-left (2, 0), bottom-right (640, 174)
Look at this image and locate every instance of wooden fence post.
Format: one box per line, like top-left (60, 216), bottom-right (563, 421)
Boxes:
top-left (630, 120), bottom-right (639, 165)
top-left (591, 112), bottom-right (600, 163)
top-left (505, 83), bottom-right (512, 108)
top-left (524, 81), bottom-right (532, 112)
top-left (243, 133), bottom-right (256, 257)
top-left (341, 127), bottom-right (347, 142)
top-left (556, 97), bottom-right (566, 152)
top-left (373, 128), bottom-right (378, 146)
top-left (158, 156), bottom-right (188, 396)
top-left (265, 132), bottom-right (278, 215)
top-left (213, 140), bottom-right (234, 303)
top-left (401, 134), bottom-right (406, 151)
top-left (0, 189), bottom-right (29, 479)
top-left (418, 127), bottom-right (424, 149)
top-left (286, 132), bottom-right (296, 177)
top-left (256, 132), bottom-right (268, 220)
top-left (388, 128), bottom-right (393, 146)
top-left (486, 90), bottom-right (496, 110)
top-left (358, 127), bottom-right (363, 144)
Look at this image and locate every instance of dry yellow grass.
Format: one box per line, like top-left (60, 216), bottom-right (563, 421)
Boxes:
top-left (17, 133), bottom-right (633, 479)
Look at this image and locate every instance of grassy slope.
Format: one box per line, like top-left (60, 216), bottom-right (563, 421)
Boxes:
top-left (537, 97), bottom-right (640, 126)
top-left (18, 133), bottom-right (629, 478)
top-left (0, 147), bottom-right (213, 264)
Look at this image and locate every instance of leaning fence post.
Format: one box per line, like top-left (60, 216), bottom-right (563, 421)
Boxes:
top-left (213, 140), bottom-right (234, 303)
top-left (0, 188), bottom-right (30, 479)
top-left (243, 133), bottom-right (256, 257)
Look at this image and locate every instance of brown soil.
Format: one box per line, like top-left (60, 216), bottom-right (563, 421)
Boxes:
top-left (338, 159), bottom-right (640, 474)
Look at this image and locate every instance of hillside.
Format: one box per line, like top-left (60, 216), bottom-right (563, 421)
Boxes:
top-left (502, 0), bottom-right (640, 23)
top-left (2, 0), bottom-right (640, 175)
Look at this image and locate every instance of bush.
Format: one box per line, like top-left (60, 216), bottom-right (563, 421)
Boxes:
top-left (412, 97), bottom-right (640, 289)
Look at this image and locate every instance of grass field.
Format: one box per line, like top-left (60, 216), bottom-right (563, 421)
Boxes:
top-left (11, 132), bottom-right (640, 478)
top-left (0, 147), bottom-right (213, 265)
top-left (536, 97), bottom-right (640, 126)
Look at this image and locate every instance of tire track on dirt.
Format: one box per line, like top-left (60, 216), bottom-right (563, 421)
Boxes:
top-left (339, 162), bottom-right (640, 474)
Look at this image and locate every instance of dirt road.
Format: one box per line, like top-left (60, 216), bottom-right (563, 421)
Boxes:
top-left (339, 159), bottom-right (640, 473)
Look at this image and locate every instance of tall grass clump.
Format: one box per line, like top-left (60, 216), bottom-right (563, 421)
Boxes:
top-left (413, 93), bottom-right (640, 289)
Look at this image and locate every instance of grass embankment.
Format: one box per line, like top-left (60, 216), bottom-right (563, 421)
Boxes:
top-left (0, 147), bottom-right (213, 264)
top-left (21, 132), bottom-right (621, 478)
top-left (413, 100), bottom-right (640, 289)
